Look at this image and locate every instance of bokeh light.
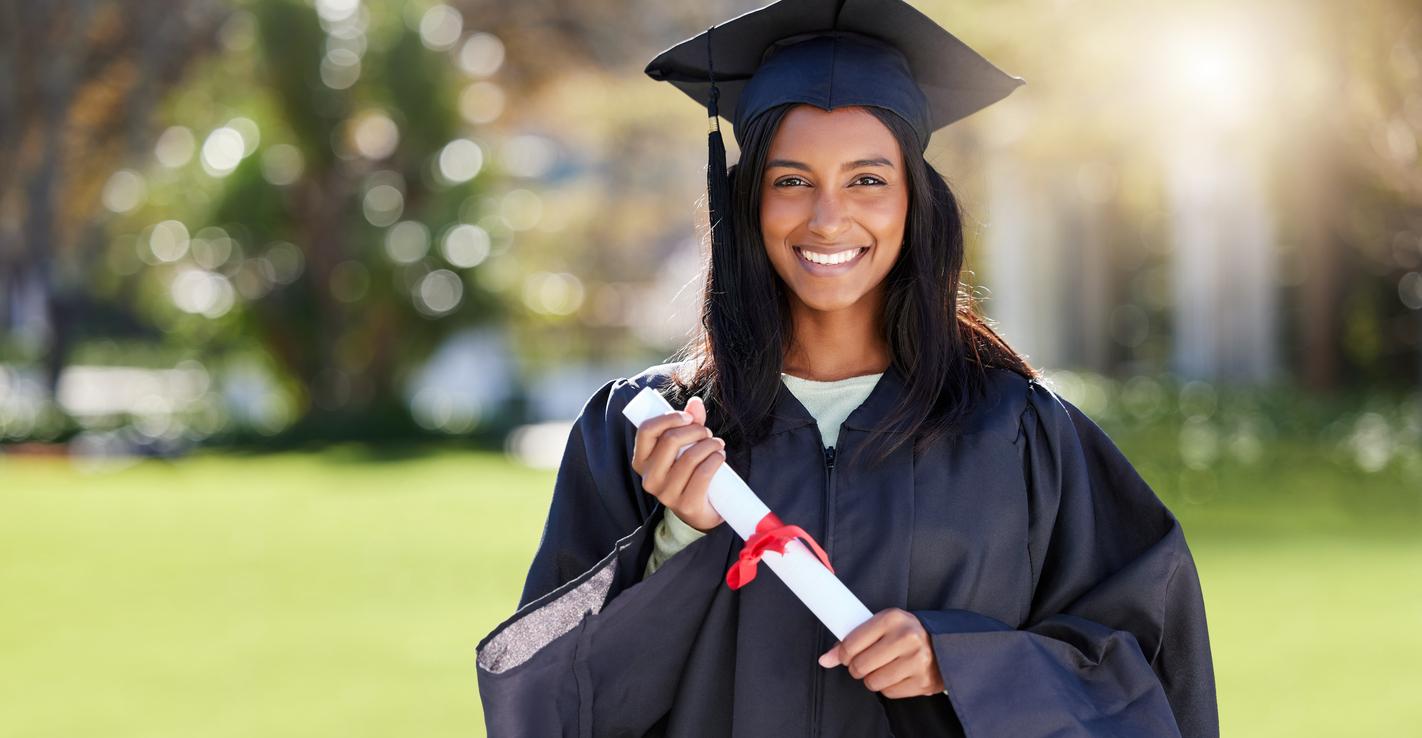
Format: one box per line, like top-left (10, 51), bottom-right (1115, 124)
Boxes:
top-left (315, 0), bottom-right (360, 25)
top-left (1400, 272), bottom-right (1422, 309)
top-left (522, 271), bottom-right (584, 316)
top-left (321, 48), bottom-right (362, 89)
top-left (170, 267), bottom-right (236, 319)
top-left (349, 109), bottom-right (399, 160)
top-left (458, 32), bottom-right (505, 78)
top-left (437, 138), bottom-right (483, 184)
top-left (362, 182), bottom-right (405, 227)
top-left (418, 4), bottom-right (463, 52)
top-left (261, 144), bottom-right (304, 185)
top-left (410, 386), bottom-right (481, 433)
top-left (500, 189), bottom-right (542, 231)
top-left (190, 227), bottom-right (236, 270)
top-left (459, 81), bottom-right (505, 124)
top-left (415, 269), bottom-right (464, 316)
top-left (226, 117), bottom-right (261, 156)
top-left (263, 241), bottom-right (305, 285)
top-left (385, 220), bottom-right (431, 264)
top-left (439, 223), bottom-right (491, 269)
top-left (154, 126), bottom-right (197, 168)
top-left (102, 170), bottom-right (146, 214)
top-left (200, 127), bottom-right (246, 177)
top-left (147, 220), bottom-right (191, 263)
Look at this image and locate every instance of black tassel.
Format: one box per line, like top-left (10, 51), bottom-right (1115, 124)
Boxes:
top-left (705, 26), bottom-right (732, 257)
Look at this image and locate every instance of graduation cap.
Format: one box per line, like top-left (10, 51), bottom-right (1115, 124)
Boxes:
top-left (644, 0), bottom-right (1024, 255)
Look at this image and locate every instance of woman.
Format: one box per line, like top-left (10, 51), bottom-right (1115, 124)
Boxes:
top-left (477, 2), bottom-right (1218, 736)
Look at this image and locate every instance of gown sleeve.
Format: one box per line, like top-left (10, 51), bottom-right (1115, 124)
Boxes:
top-left (475, 376), bottom-right (735, 737)
top-left (515, 377), bottom-right (657, 609)
top-left (910, 380), bottom-right (1219, 738)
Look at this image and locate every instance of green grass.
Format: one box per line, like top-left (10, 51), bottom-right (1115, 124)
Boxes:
top-left (1, 447), bottom-right (1419, 737)
top-left (0, 448), bottom-right (550, 738)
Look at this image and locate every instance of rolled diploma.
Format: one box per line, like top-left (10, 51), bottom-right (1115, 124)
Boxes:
top-left (622, 386), bottom-right (874, 640)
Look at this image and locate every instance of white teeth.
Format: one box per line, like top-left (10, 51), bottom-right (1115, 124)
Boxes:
top-left (798, 247), bottom-right (863, 266)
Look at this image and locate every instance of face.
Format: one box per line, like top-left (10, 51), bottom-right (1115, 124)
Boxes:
top-left (759, 105), bottom-right (908, 315)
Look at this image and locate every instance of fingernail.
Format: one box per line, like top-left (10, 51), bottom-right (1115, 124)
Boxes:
top-left (715, 438), bottom-right (725, 448)
top-left (818, 650), bottom-right (837, 668)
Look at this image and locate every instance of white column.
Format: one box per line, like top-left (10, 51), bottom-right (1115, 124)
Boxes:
top-left (984, 151), bottom-right (1064, 369)
top-left (1165, 132), bottom-right (1278, 382)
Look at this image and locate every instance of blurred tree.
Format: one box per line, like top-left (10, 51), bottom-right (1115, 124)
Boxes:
top-left (1336, 0), bottom-right (1422, 388)
top-left (99, 0), bottom-right (510, 435)
top-left (0, 0), bottom-right (229, 395)
top-left (1279, 0), bottom-right (1422, 390)
top-left (224, 0), bottom-right (494, 425)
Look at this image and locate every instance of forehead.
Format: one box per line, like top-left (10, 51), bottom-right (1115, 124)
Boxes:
top-left (767, 105), bottom-right (902, 163)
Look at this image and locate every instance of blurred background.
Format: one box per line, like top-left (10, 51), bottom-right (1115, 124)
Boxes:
top-left (1, 0), bottom-right (1419, 735)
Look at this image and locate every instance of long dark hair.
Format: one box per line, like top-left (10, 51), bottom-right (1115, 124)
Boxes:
top-left (667, 103), bottom-right (1037, 465)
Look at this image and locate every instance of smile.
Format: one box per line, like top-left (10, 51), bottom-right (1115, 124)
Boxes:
top-left (794, 246), bottom-right (869, 273)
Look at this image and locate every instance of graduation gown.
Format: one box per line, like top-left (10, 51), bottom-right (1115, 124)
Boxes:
top-left (475, 361), bottom-right (1218, 738)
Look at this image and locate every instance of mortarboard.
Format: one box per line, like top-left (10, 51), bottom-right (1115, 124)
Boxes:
top-left (643, 0), bottom-right (1024, 255)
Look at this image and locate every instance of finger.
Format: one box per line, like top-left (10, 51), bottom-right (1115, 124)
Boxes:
top-left (820, 610), bottom-right (893, 668)
top-left (631, 410), bottom-right (693, 470)
top-left (660, 437), bottom-right (724, 504)
top-left (686, 395), bottom-right (708, 426)
top-left (846, 631), bottom-right (915, 681)
top-left (643, 424), bottom-right (713, 491)
top-left (679, 444), bottom-right (727, 529)
top-left (878, 674), bottom-right (926, 700)
top-left (859, 652), bottom-right (919, 693)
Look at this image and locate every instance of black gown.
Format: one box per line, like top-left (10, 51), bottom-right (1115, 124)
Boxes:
top-left (475, 362), bottom-right (1219, 737)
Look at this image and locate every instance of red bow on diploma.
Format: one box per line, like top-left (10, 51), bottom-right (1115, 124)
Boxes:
top-left (725, 512), bottom-right (835, 590)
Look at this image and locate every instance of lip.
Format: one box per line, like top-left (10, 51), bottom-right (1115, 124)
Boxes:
top-left (793, 246), bottom-right (869, 276)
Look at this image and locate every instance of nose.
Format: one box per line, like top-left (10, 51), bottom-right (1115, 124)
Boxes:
top-left (806, 188), bottom-right (851, 242)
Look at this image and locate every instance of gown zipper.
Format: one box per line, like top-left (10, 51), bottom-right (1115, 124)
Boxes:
top-left (810, 443), bottom-right (838, 736)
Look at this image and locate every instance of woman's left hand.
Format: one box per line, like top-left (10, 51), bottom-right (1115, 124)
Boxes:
top-left (817, 608), bottom-right (945, 699)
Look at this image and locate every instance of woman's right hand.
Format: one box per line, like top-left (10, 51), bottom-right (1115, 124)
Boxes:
top-left (630, 395), bottom-right (726, 532)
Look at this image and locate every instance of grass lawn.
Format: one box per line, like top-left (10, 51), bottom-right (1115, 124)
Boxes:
top-left (1, 446), bottom-right (1419, 737)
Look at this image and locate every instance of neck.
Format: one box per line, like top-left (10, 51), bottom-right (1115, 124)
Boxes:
top-left (782, 290), bottom-right (891, 381)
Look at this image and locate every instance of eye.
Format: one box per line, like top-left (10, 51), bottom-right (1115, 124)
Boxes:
top-left (851, 175), bottom-right (886, 187)
top-left (774, 176), bottom-right (809, 187)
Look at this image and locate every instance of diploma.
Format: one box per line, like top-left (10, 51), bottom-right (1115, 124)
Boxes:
top-left (622, 386), bottom-right (874, 640)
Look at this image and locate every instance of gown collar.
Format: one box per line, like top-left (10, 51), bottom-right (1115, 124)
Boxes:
top-left (768, 363), bottom-right (909, 437)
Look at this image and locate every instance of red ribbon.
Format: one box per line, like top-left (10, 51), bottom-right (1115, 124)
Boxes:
top-left (725, 512), bottom-right (835, 590)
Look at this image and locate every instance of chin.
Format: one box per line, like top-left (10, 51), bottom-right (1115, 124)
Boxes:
top-left (792, 289), bottom-right (862, 313)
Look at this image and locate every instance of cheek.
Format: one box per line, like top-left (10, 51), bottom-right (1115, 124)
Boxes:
top-left (759, 197), bottom-right (802, 243)
top-left (865, 193), bottom-right (909, 239)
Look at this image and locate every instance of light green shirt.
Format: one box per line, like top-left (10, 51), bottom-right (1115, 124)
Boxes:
top-left (642, 371), bottom-right (884, 578)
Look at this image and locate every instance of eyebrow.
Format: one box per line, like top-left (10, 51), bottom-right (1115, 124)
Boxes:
top-left (766, 157), bottom-right (895, 172)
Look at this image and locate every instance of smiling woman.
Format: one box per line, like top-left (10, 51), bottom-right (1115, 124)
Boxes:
top-left (476, 1), bottom-right (1219, 736)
